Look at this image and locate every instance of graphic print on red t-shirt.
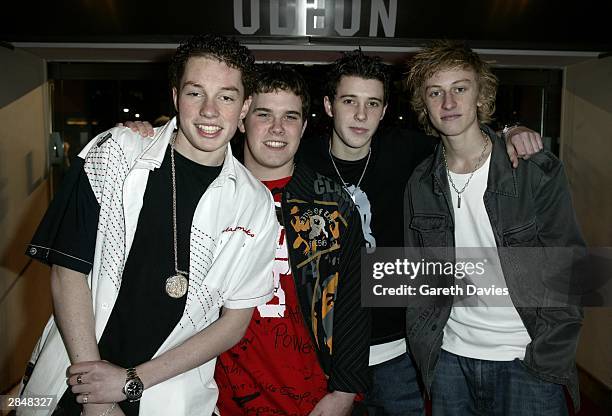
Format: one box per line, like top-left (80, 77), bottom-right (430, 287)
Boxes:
top-left (215, 177), bottom-right (329, 416)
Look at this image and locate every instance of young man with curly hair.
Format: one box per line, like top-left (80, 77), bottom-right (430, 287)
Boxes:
top-left (20, 34), bottom-right (278, 416)
top-left (403, 40), bottom-right (585, 415)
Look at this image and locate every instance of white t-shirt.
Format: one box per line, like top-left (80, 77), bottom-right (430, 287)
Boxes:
top-left (442, 152), bottom-right (531, 361)
top-left (369, 339), bottom-right (407, 365)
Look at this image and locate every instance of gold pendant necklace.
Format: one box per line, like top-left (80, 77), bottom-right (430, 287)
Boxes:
top-left (165, 135), bottom-right (188, 298)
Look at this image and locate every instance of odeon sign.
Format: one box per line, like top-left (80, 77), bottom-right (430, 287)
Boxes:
top-left (233, 0), bottom-right (398, 37)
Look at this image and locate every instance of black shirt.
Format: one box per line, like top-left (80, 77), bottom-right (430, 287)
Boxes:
top-left (298, 126), bottom-right (435, 345)
top-left (28, 145), bottom-right (221, 415)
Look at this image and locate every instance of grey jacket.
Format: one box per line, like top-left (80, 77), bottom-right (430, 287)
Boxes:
top-left (403, 126), bottom-right (585, 410)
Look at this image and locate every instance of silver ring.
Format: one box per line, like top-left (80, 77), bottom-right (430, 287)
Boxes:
top-left (76, 375), bottom-right (83, 384)
top-left (83, 394), bottom-right (88, 404)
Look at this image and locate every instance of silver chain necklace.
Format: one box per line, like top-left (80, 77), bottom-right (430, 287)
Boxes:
top-left (442, 130), bottom-right (489, 209)
top-left (165, 135), bottom-right (189, 298)
top-left (328, 141), bottom-right (371, 203)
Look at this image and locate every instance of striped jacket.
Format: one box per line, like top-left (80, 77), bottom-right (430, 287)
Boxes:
top-left (281, 162), bottom-right (370, 393)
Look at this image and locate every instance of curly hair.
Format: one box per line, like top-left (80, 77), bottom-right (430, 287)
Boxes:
top-left (405, 40), bottom-right (498, 136)
top-left (254, 62), bottom-right (310, 119)
top-left (168, 34), bottom-right (256, 98)
top-left (326, 50), bottom-right (390, 104)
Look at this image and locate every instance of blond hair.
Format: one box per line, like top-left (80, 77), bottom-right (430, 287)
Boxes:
top-left (405, 40), bottom-right (498, 136)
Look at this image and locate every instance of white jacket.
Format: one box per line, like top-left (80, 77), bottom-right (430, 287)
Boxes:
top-left (19, 118), bottom-right (277, 415)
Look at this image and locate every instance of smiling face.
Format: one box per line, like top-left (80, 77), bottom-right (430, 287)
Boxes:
top-left (324, 76), bottom-right (387, 160)
top-left (172, 56), bottom-right (251, 165)
top-left (422, 66), bottom-right (482, 139)
top-left (242, 90), bottom-right (306, 181)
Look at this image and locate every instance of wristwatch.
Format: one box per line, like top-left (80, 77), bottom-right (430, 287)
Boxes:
top-left (122, 367), bottom-right (144, 402)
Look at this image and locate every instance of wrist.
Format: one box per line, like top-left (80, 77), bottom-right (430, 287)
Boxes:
top-left (82, 403), bottom-right (108, 410)
top-left (501, 122), bottom-right (522, 139)
top-left (330, 390), bottom-right (356, 400)
top-left (81, 403), bottom-right (115, 416)
top-left (122, 367), bottom-right (144, 402)
top-left (98, 403), bottom-right (117, 416)
top-left (329, 390), bottom-right (357, 406)
top-left (134, 363), bottom-right (153, 390)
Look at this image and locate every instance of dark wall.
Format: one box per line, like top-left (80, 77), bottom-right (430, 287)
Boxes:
top-left (2, 0), bottom-right (611, 51)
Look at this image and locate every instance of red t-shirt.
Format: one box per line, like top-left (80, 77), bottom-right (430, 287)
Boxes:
top-left (215, 177), bottom-right (329, 415)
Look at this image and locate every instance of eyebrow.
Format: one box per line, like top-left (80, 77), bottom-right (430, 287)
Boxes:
top-left (338, 94), bottom-right (383, 102)
top-left (253, 107), bottom-right (302, 117)
top-left (426, 79), bottom-right (473, 89)
top-left (182, 81), bottom-right (241, 93)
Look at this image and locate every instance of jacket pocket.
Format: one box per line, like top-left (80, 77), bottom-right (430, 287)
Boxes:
top-left (503, 221), bottom-right (538, 247)
top-left (410, 214), bottom-right (450, 247)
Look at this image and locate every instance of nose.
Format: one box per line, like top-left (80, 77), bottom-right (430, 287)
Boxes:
top-left (270, 117), bottom-right (284, 135)
top-left (199, 98), bottom-right (219, 118)
top-left (442, 93), bottom-right (456, 110)
top-left (354, 103), bottom-right (367, 122)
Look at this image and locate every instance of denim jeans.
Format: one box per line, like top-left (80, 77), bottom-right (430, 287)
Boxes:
top-left (431, 350), bottom-right (568, 416)
top-left (365, 352), bottom-right (425, 416)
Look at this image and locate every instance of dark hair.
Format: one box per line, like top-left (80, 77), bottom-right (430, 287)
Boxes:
top-left (168, 34), bottom-right (256, 97)
top-left (405, 40), bottom-right (498, 136)
top-left (326, 50), bottom-right (390, 104)
top-left (253, 62), bottom-right (310, 119)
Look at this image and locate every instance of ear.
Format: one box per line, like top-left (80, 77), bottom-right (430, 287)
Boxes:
top-left (476, 88), bottom-right (485, 108)
top-left (380, 103), bottom-right (388, 120)
top-left (323, 96), bottom-right (334, 118)
top-left (172, 87), bottom-right (179, 112)
top-left (300, 119), bottom-right (308, 138)
top-left (238, 118), bottom-right (245, 134)
top-left (240, 96), bottom-right (252, 120)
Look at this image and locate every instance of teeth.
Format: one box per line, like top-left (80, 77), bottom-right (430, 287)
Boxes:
top-left (196, 125), bottom-right (221, 134)
top-left (264, 141), bottom-right (287, 148)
